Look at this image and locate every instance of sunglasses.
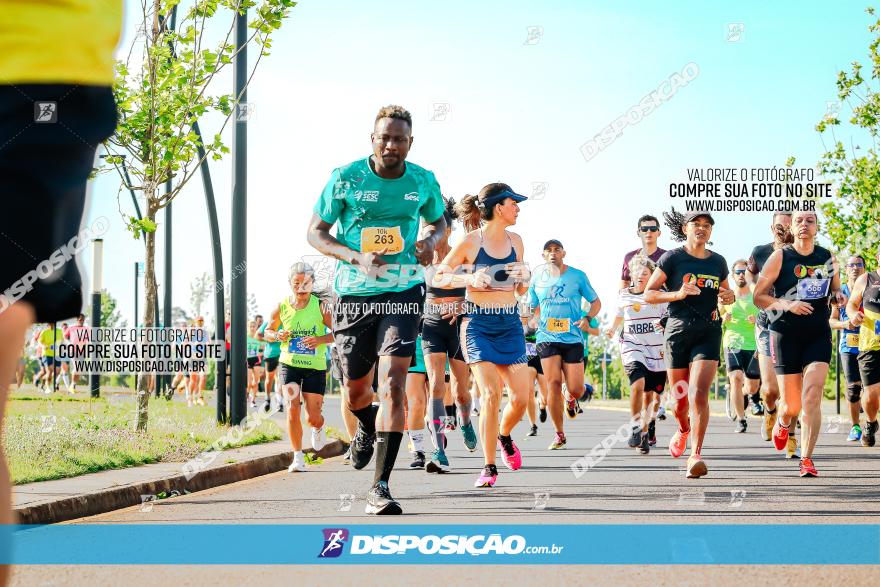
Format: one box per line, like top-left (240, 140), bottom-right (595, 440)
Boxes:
top-left (639, 226), bottom-right (659, 233)
top-left (847, 263), bottom-right (865, 268)
top-left (733, 269), bottom-right (747, 275)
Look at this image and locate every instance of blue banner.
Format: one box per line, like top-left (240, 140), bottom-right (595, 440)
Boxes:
top-left (6, 524), bottom-right (880, 564)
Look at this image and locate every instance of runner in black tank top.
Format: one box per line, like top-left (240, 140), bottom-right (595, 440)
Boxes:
top-left (747, 212), bottom-right (793, 444)
top-left (421, 197), bottom-right (478, 474)
top-left (645, 209), bottom-right (734, 479)
top-left (754, 210), bottom-right (844, 477)
top-left (845, 255), bottom-right (880, 447)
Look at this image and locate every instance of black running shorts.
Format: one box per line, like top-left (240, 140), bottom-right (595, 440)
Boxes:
top-left (769, 327), bottom-right (832, 375)
top-left (725, 349), bottom-right (760, 380)
top-left (537, 341), bottom-right (585, 364)
top-left (332, 284), bottom-right (425, 380)
top-left (664, 319), bottom-right (722, 369)
top-left (841, 351), bottom-right (862, 402)
top-left (858, 350), bottom-right (880, 388)
top-left (421, 309), bottom-right (464, 361)
top-left (280, 364), bottom-right (327, 395)
top-left (0, 85), bottom-right (117, 323)
top-left (624, 361), bottom-right (667, 392)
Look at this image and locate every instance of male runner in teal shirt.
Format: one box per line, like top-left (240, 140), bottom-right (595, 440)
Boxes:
top-left (307, 105), bottom-right (446, 515)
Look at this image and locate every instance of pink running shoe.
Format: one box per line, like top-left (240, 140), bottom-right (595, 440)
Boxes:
top-left (498, 435), bottom-right (522, 470)
top-left (475, 464), bottom-right (498, 487)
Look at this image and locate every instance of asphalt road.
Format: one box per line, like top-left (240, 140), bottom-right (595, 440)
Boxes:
top-left (12, 397), bottom-right (880, 586)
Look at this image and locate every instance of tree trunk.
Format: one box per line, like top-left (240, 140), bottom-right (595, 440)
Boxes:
top-left (136, 197), bottom-right (159, 431)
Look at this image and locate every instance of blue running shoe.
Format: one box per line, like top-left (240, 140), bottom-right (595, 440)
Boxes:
top-left (461, 421), bottom-right (478, 452)
top-left (848, 425), bottom-right (862, 442)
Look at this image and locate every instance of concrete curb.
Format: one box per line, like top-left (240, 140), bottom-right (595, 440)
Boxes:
top-left (15, 439), bottom-right (348, 525)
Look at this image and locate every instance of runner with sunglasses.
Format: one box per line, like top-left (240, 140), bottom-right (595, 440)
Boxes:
top-left (720, 260), bottom-right (762, 433)
top-left (845, 251), bottom-right (880, 448)
top-left (620, 215), bottom-right (667, 290)
top-left (830, 255), bottom-right (867, 442)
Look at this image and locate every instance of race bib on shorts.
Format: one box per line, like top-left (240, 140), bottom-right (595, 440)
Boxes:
top-left (288, 337), bottom-right (316, 356)
top-left (875, 321), bottom-right (880, 336)
top-left (526, 342), bottom-right (537, 356)
top-left (796, 278), bottom-right (830, 301)
top-left (546, 318), bottom-right (570, 333)
top-left (846, 333), bottom-right (860, 348)
top-left (361, 226), bottom-right (404, 254)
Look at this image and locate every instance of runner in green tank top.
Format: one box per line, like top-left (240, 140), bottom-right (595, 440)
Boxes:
top-left (720, 259), bottom-right (762, 433)
top-left (265, 263), bottom-right (334, 473)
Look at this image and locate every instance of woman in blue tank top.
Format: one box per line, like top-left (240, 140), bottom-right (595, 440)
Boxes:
top-left (435, 183), bottom-right (532, 489)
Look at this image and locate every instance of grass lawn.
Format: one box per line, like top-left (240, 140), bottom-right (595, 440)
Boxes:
top-left (5, 387), bottom-right (283, 485)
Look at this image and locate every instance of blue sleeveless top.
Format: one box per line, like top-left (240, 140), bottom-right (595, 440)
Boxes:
top-left (470, 229), bottom-right (517, 291)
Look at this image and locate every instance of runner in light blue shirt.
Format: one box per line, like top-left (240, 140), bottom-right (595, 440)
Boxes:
top-left (527, 239), bottom-right (601, 449)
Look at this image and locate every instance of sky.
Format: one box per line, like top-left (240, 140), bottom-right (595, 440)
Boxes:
top-left (78, 0), bottom-right (874, 329)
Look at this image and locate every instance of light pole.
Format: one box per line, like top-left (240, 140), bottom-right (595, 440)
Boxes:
top-left (90, 239), bottom-right (104, 398)
top-left (229, 6), bottom-right (248, 426)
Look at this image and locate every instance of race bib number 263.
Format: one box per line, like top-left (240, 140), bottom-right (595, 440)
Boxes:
top-left (361, 226), bottom-right (404, 254)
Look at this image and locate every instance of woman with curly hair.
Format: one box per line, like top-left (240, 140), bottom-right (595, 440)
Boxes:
top-left (644, 209), bottom-right (734, 478)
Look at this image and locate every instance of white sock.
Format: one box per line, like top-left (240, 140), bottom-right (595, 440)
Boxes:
top-left (294, 450), bottom-right (304, 459)
top-left (60, 373), bottom-right (70, 388)
top-left (409, 428), bottom-right (428, 453)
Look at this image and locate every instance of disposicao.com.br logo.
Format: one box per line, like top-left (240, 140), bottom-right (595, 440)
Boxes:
top-left (318, 529), bottom-right (564, 557)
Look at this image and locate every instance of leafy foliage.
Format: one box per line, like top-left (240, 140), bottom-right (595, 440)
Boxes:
top-left (98, 0), bottom-right (296, 431)
top-left (816, 7), bottom-right (880, 267)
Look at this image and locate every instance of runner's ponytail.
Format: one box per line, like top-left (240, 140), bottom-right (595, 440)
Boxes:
top-left (455, 194), bottom-right (482, 232)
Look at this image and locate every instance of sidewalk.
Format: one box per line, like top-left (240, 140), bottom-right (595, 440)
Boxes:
top-left (14, 437), bottom-right (347, 525)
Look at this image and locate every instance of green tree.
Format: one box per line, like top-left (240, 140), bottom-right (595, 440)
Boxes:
top-left (584, 314), bottom-right (627, 400)
top-left (98, 0), bottom-right (295, 430)
top-left (816, 7), bottom-right (880, 264)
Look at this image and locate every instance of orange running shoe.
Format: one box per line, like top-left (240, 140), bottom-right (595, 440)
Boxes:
top-left (668, 427), bottom-right (689, 458)
top-left (772, 418), bottom-right (789, 451)
top-left (799, 457), bottom-right (818, 477)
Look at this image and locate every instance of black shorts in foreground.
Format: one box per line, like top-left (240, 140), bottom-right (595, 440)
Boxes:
top-left (246, 356), bottom-right (261, 369)
top-left (664, 319), bottom-right (722, 369)
top-left (262, 356), bottom-right (279, 372)
top-left (0, 84), bottom-right (117, 323)
top-left (421, 311), bottom-right (464, 361)
top-left (279, 364), bottom-right (327, 395)
top-left (538, 341), bottom-right (585, 364)
top-left (333, 284), bottom-right (425, 380)
top-left (841, 352), bottom-right (862, 402)
top-left (769, 327), bottom-right (831, 375)
top-left (725, 349), bottom-right (760, 380)
top-left (624, 361), bottom-right (667, 392)
top-left (858, 350), bottom-right (880, 388)
top-left (527, 354), bottom-right (543, 374)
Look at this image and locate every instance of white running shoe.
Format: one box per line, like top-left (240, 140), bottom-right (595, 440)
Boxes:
top-left (288, 452), bottom-right (307, 472)
top-left (311, 427), bottom-right (327, 452)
